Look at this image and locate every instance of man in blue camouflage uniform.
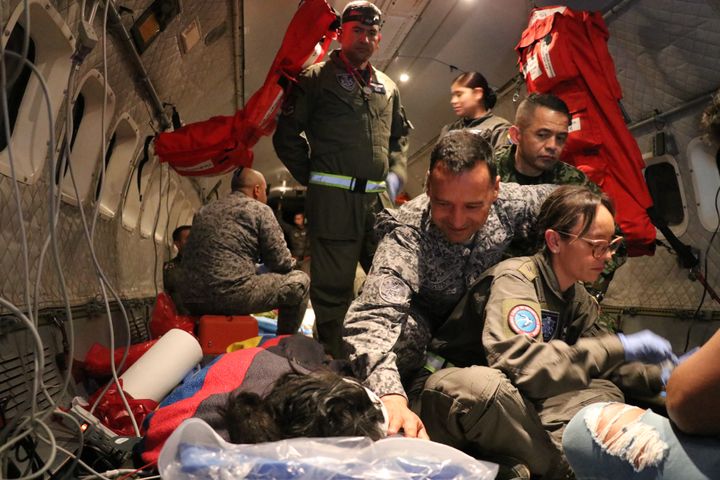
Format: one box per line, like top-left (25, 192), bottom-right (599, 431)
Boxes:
top-left (343, 131), bottom-right (560, 477)
top-left (494, 93), bottom-right (625, 296)
top-left (179, 168), bottom-right (309, 335)
top-left (273, 1), bottom-right (411, 358)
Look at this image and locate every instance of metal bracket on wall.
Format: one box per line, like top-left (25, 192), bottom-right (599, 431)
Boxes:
top-left (107, 1), bottom-right (172, 131)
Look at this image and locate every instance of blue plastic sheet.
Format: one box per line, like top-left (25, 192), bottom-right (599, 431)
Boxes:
top-left (159, 418), bottom-right (498, 479)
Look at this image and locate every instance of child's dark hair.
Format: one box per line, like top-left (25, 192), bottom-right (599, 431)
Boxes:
top-left (221, 371), bottom-right (385, 444)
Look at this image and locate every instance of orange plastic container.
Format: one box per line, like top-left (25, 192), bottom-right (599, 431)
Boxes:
top-left (197, 315), bottom-right (259, 354)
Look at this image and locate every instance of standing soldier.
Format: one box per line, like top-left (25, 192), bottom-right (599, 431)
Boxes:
top-left (439, 71), bottom-right (512, 150)
top-left (273, 1), bottom-right (411, 357)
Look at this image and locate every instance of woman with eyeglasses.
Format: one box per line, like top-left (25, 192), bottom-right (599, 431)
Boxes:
top-left (485, 184), bottom-right (680, 464)
top-left (423, 185), bottom-right (676, 477)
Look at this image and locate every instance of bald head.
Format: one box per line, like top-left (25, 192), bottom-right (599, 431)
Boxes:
top-left (231, 167), bottom-right (268, 204)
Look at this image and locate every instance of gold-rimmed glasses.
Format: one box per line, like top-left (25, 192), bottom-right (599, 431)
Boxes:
top-left (555, 231), bottom-right (624, 259)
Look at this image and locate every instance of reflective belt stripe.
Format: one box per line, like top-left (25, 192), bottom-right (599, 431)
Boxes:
top-left (309, 171), bottom-right (386, 193)
top-left (424, 352), bottom-right (454, 373)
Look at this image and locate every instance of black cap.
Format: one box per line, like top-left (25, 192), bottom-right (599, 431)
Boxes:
top-left (341, 1), bottom-right (382, 27)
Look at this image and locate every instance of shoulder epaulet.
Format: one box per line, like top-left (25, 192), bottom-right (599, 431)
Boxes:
top-left (492, 256), bottom-right (537, 281)
top-left (517, 258), bottom-right (538, 281)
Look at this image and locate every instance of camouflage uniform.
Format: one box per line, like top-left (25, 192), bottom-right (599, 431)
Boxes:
top-left (162, 254), bottom-right (189, 315)
top-left (343, 182), bottom-right (554, 399)
top-left (179, 192), bottom-right (309, 334)
top-left (420, 253), bottom-right (662, 476)
top-left (273, 49), bottom-right (410, 357)
top-left (439, 112), bottom-right (512, 150)
top-left (494, 144), bottom-right (626, 295)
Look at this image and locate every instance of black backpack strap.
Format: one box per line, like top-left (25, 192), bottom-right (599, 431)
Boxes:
top-left (646, 206), bottom-right (698, 269)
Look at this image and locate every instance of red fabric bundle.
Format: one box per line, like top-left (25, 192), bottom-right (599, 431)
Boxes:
top-left (155, 0), bottom-right (339, 176)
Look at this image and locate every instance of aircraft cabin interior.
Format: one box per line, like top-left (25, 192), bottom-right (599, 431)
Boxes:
top-left (0, 0), bottom-right (719, 478)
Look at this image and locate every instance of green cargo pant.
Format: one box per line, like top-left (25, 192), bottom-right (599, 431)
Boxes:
top-left (415, 366), bottom-right (623, 479)
top-left (310, 233), bottom-right (376, 358)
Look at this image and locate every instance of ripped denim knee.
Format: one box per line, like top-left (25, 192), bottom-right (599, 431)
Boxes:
top-left (583, 402), bottom-right (668, 472)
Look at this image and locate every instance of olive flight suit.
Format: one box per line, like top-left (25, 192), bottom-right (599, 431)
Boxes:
top-left (439, 112), bottom-right (512, 150)
top-left (419, 253), bottom-right (663, 478)
top-left (273, 49), bottom-right (411, 357)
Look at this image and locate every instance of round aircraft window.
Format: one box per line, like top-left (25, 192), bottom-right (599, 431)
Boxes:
top-left (97, 114), bottom-right (140, 219)
top-left (0, 0), bottom-right (75, 184)
top-left (645, 163), bottom-right (683, 225)
top-left (0, 23), bottom-right (35, 152)
top-left (687, 136), bottom-right (720, 232)
top-left (56, 69), bottom-right (117, 206)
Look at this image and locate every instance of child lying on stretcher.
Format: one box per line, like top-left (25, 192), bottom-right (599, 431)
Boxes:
top-left (222, 370), bottom-right (385, 444)
top-left (136, 335), bottom-right (386, 466)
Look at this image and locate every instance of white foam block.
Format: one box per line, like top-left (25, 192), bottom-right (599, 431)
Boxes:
top-left (120, 329), bottom-right (202, 402)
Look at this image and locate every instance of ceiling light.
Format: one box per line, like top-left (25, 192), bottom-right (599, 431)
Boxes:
top-left (399, 73), bottom-right (410, 83)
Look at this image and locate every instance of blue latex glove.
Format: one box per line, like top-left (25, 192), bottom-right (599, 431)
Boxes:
top-left (661, 346), bottom-right (700, 385)
top-left (386, 172), bottom-right (402, 202)
top-left (618, 330), bottom-right (674, 364)
top-left (661, 367), bottom-right (672, 386)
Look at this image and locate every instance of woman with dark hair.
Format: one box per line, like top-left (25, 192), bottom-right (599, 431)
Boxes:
top-left (439, 71), bottom-right (511, 150)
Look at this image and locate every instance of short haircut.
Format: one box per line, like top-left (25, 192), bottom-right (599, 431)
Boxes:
top-left (231, 167), bottom-right (266, 193)
top-left (230, 167), bottom-right (245, 192)
top-left (430, 129), bottom-right (497, 178)
top-left (515, 93), bottom-right (571, 129)
top-left (536, 185), bottom-right (615, 247)
top-left (452, 71), bottom-right (497, 110)
top-left (221, 371), bottom-right (385, 444)
top-left (701, 91), bottom-right (720, 144)
top-left (172, 225), bottom-right (191, 242)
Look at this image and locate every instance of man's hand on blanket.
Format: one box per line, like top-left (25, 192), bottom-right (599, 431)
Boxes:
top-left (381, 394), bottom-right (429, 440)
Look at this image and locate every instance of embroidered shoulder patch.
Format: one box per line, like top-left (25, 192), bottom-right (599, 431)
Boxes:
top-left (541, 309), bottom-right (559, 341)
top-left (508, 305), bottom-right (541, 338)
top-left (378, 276), bottom-right (410, 305)
top-left (337, 73), bottom-right (356, 92)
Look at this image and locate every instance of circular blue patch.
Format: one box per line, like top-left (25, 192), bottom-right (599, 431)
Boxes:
top-left (508, 305), bottom-right (541, 337)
